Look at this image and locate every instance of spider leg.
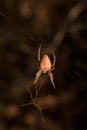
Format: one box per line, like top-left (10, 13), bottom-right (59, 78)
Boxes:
top-left (48, 70), bottom-right (56, 89)
top-left (50, 67), bottom-right (55, 71)
top-left (52, 51), bottom-right (56, 67)
top-left (38, 45), bottom-right (41, 61)
top-left (34, 70), bottom-right (42, 84)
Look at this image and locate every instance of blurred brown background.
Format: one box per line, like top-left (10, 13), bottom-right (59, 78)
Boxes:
top-left (0, 0), bottom-right (87, 130)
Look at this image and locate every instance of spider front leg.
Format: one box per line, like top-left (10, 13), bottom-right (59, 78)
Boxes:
top-left (38, 45), bottom-right (41, 61)
top-left (34, 70), bottom-right (42, 84)
top-left (48, 70), bottom-right (56, 89)
top-left (52, 51), bottom-right (56, 67)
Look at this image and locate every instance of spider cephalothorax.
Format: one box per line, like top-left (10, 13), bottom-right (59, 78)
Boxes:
top-left (34, 45), bottom-right (56, 88)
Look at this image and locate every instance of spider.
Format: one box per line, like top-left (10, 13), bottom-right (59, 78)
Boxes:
top-left (34, 45), bottom-right (56, 88)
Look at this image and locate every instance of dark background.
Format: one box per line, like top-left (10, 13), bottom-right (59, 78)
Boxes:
top-left (0, 0), bottom-right (87, 130)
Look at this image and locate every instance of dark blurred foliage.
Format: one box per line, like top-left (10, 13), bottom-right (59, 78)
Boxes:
top-left (0, 0), bottom-right (87, 130)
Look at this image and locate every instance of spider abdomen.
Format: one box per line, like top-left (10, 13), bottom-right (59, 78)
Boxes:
top-left (40, 55), bottom-right (52, 73)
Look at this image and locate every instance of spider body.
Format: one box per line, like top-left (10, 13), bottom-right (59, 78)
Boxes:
top-left (40, 54), bottom-right (52, 73)
top-left (34, 45), bottom-right (56, 88)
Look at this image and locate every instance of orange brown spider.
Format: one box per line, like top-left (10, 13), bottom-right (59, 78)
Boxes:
top-left (34, 45), bottom-right (56, 88)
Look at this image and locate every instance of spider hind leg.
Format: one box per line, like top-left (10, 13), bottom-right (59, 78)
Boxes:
top-left (48, 71), bottom-right (56, 89)
top-left (34, 70), bottom-right (42, 84)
